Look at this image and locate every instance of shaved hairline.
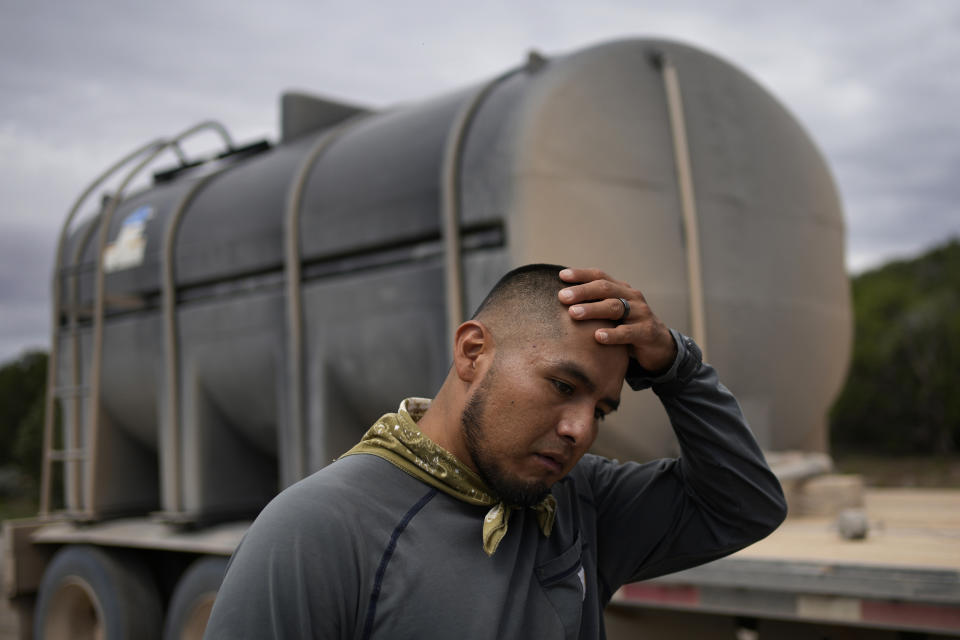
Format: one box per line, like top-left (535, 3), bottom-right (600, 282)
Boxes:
top-left (471, 264), bottom-right (574, 344)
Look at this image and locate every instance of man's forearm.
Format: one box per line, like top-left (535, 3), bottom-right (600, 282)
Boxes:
top-left (651, 333), bottom-right (787, 539)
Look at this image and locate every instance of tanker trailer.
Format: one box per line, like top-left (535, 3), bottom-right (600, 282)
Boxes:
top-left (3, 38), bottom-right (851, 639)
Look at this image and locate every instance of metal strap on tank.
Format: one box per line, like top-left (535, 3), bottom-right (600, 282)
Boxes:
top-left (284, 115), bottom-right (367, 481)
top-left (439, 64), bottom-right (528, 351)
top-left (160, 165), bottom-right (234, 518)
top-left (61, 213), bottom-right (112, 512)
top-left (657, 54), bottom-right (709, 359)
top-left (65, 121), bottom-right (235, 520)
top-left (41, 139), bottom-right (165, 516)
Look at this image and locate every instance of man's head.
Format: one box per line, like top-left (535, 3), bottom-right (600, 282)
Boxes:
top-left (441, 264), bottom-right (630, 505)
top-left (470, 263), bottom-right (573, 341)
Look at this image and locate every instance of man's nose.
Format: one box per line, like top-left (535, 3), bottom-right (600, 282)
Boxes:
top-left (556, 407), bottom-right (596, 447)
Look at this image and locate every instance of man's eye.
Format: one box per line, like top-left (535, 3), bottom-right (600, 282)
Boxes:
top-left (594, 408), bottom-right (607, 422)
top-left (552, 380), bottom-right (574, 395)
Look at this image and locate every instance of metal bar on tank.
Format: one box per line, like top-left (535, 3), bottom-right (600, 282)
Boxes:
top-left (199, 120), bottom-right (235, 151)
top-left (62, 214), bottom-right (107, 512)
top-left (439, 63), bottom-right (528, 351)
top-left (84, 121), bottom-right (235, 519)
top-left (161, 167), bottom-right (233, 517)
top-left (284, 116), bottom-right (366, 481)
top-left (40, 139), bottom-right (165, 516)
top-left (170, 142), bottom-right (190, 165)
top-left (659, 55), bottom-right (709, 359)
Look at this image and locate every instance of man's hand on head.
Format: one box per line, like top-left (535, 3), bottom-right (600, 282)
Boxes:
top-left (558, 267), bottom-right (677, 374)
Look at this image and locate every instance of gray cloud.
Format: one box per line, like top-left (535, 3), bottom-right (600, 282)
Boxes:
top-left (2, 0), bottom-right (959, 362)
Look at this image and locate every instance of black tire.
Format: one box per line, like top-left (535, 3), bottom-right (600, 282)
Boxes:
top-left (34, 545), bottom-right (162, 640)
top-left (162, 556), bottom-right (229, 640)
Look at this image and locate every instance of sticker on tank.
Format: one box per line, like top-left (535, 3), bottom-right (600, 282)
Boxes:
top-left (103, 205), bottom-right (154, 272)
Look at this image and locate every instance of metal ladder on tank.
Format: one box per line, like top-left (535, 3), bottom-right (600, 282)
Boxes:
top-left (40, 122), bottom-right (236, 520)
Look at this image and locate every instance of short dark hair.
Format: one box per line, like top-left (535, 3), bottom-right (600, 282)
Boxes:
top-left (470, 264), bottom-right (572, 339)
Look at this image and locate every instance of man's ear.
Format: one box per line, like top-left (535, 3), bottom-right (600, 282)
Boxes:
top-left (453, 320), bottom-right (490, 382)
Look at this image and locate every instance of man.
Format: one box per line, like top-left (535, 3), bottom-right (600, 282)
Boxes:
top-left (205, 265), bottom-right (787, 639)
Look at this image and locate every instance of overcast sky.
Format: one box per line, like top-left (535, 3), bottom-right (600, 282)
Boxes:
top-left (2, 0), bottom-right (958, 363)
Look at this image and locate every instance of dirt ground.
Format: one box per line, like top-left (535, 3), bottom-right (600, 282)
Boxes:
top-left (833, 454), bottom-right (960, 489)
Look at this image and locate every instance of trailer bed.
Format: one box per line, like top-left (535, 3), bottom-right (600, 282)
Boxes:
top-left (610, 488), bottom-right (960, 636)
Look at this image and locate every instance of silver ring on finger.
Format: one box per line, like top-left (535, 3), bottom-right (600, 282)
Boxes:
top-left (617, 297), bottom-right (630, 323)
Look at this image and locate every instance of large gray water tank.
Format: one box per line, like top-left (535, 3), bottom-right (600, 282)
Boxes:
top-left (56, 38), bottom-right (851, 521)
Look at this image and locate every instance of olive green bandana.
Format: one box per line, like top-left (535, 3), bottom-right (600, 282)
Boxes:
top-left (340, 398), bottom-right (557, 556)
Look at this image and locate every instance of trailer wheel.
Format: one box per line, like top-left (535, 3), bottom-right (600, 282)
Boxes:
top-left (34, 545), bottom-right (162, 640)
top-left (163, 556), bottom-right (229, 640)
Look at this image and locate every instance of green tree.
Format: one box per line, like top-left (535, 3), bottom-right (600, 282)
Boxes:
top-left (831, 239), bottom-right (960, 454)
top-left (14, 391), bottom-right (47, 485)
top-left (0, 350), bottom-right (48, 490)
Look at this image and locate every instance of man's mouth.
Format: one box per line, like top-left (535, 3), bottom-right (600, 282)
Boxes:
top-left (533, 452), bottom-right (565, 474)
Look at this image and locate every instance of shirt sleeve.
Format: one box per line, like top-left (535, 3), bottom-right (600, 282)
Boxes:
top-left (586, 332), bottom-right (788, 602)
top-left (204, 474), bottom-right (361, 640)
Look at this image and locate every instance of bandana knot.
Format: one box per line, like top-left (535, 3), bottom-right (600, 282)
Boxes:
top-left (341, 398), bottom-right (557, 556)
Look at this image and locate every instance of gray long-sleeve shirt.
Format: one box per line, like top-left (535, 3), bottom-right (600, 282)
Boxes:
top-left (206, 334), bottom-right (787, 639)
